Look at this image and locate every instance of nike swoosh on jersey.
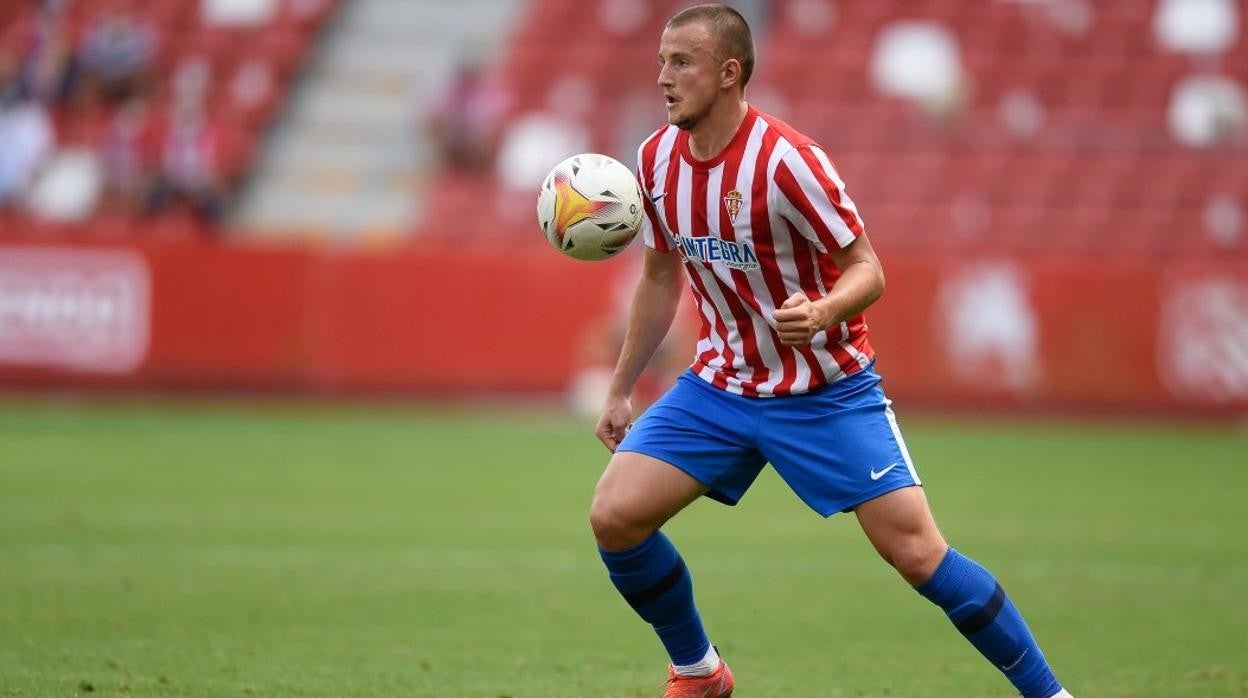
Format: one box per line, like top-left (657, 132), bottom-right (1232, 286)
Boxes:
top-left (650, 192), bottom-right (667, 203)
top-left (869, 463), bottom-right (899, 481)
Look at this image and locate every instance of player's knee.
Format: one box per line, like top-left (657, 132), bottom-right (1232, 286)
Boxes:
top-left (883, 536), bottom-right (946, 586)
top-left (588, 497), bottom-right (652, 551)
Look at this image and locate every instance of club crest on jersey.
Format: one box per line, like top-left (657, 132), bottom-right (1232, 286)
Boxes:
top-left (723, 189), bottom-right (744, 223)
top-left (676, 235), bottom-right (759, 271)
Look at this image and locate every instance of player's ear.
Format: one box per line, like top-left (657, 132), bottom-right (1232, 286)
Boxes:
top-left (720, 58), bottom-right (742, 90)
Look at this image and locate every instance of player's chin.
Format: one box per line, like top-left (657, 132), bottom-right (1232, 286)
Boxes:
top-left (670, 108), bottom-right (698, 131)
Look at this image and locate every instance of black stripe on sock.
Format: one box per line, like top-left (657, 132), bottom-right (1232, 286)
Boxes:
top-left (955, 582), bottom-right (1005, 636)
top-left (623, 558), bottom-right (687, 610)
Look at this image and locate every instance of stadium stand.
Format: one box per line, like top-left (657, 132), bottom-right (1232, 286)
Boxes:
top-left (0, 0), bottom-right (336, 237)
top-left (2, 0), bottom-right (1244, 257)
top-left (416, 0), bottom-right (1246, 258)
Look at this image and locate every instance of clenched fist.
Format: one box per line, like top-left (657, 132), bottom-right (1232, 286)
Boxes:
top-left (772, 292), bottom-right (831, 346)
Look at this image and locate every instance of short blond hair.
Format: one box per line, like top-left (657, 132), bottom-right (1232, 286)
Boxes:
top-left (667, 4), bottom-right (756, 87)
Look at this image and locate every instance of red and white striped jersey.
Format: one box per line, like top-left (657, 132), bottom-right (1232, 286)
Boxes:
top-left (637, 105), bottom-right (874, 397)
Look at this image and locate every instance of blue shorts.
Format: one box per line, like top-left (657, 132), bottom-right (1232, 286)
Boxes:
top-left (617, 363), bottom-right (920, 517)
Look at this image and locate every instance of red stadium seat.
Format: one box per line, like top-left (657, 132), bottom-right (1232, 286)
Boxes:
top-left (408, 0), bottom-right (1247, 266)
top-left (0, 0), bottom-right (339, 237)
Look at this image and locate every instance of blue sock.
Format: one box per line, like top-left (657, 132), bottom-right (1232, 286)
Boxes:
top-left (599, 531), bottom-right (710, 667)
top-left (917, 548), bottom-right (1062, 698)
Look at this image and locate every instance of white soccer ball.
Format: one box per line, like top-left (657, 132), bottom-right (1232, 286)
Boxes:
top-left (537, 153), bottom-right (643, 261)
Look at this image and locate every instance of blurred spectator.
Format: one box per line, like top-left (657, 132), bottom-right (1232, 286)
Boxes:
top-left (425, 57), bottom-right (509, 173)
top-left (1154, 0), bottom-right (1239, 55)
top-left (1168, 74), bottom-right (1248, 147)
top-left (98, 96), bottom-right (153, 215)
top-left (0, 87), bottom-right (54, 209)
top-left (146, 96), bottom-right (225, 226)
top-left (870, 20), bottom-right (966, 119)
top-left (0, 0), bottom-right (78, 105)
top-left (77, 0), bottom-right (157, 103)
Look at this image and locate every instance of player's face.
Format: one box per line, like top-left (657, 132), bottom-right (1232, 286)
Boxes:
top-left (657, 22), bottom-right (726, 130)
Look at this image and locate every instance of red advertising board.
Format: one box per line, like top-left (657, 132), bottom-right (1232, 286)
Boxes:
top-left (0, 238), bottom-right (1244, 415)
top-left (0, 247), bottom-right (150, 374)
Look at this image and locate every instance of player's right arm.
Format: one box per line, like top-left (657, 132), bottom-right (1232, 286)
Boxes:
top-left (595, 247), bottom-right (684, 451)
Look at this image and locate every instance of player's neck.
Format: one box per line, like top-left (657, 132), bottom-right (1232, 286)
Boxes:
top-left (687, 98), bottom-right (749, 162)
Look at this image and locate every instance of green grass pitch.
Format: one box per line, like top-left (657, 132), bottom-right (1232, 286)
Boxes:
top-left (1, 398), bottom-right (1245, 697)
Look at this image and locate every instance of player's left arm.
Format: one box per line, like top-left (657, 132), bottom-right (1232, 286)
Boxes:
top-left (773, 234), bottom-right (884, 346)
top-left (772, 144), bottom-right (883, 346)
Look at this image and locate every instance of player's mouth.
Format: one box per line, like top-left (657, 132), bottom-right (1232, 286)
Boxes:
top-left (664, 94), bottom-right (680, 108)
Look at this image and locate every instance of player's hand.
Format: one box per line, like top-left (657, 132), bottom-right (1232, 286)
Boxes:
top-left (595, 395), bottom-right (633, 453)
top-left (773, 292), bottom-right (829, 346)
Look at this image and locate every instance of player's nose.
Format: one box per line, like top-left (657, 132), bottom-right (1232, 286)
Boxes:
top-left (657, 66), bottom-right (674, 88)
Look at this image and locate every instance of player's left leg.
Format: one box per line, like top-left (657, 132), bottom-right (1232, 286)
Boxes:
top-left (855, 487), bottom-right (1072, 698)
top-left (759, 363), bottom-right (1071, 697)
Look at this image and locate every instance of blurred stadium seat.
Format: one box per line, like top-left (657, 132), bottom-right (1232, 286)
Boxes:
top-left (1, 0), bottom-right (1244, 255)
top-left (0, 0), bottom-right (336, 237)
top-left (410, 0), bottom-right (1247, 257)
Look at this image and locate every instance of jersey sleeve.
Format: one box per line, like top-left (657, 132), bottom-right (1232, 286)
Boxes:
top-left (772, 145), bottom-right (865, 252)
top-left (637, 138), bottom-right (674, 252)
top-left (638, 178), bottom-right (672, 252)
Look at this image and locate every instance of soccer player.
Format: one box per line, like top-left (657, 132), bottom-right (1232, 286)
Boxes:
top-left (589, 5), bottom-right (1076, 697)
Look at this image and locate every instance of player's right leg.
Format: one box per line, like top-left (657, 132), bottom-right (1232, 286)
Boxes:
top-left (590, 451), bottom-right (706, 550)
top-left (591, 370), bottom-right (764, 695)
top-left (591, 453), bottom-right (738, 696)
top-left (590, 451), bottom-right (724, 680)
